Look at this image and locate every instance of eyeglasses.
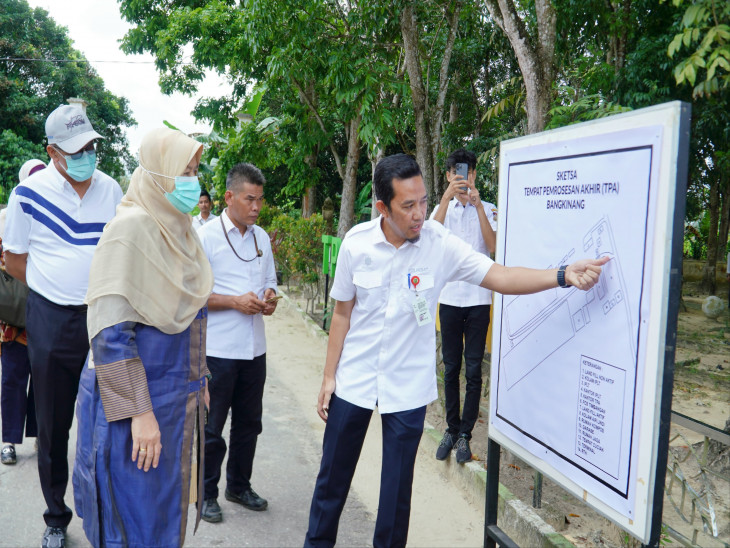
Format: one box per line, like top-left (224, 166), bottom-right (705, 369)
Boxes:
top-left (57, 142), bottom-right (95, 161)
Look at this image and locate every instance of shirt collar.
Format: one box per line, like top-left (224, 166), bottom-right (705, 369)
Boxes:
top-left (222, 209), bottom-right (254, 237)
top-left (46, 160), bottom-right (96, 194)
top-left (374, 216), bottom-right (422, 248)
top-left (452, 197), bottom-right (472, 209)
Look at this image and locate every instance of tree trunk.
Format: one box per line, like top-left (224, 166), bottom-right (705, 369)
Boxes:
top-left (702, 176), bottom-right (720, 294)
top-left (606, 0), bottom-right (631, 74)
top-left (484, 0), bottom-right (556, 134)
top-left (716, 173), bottom-right (730, 263)
top-left (302, 185), bottom-right (316, 218)
top-left (370, 144), bottom-right (385, 219)
top-left (401, 3), bottom-right (436, 204)
top-left (337, 114), bottom-right (362, 239)
top-left (302, 149), bottom-right (318, 218)
top-left (430, 2), bottom-right (461, 200)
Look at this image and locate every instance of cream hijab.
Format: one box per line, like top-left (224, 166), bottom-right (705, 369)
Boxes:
top-left (86, 127), bottom-right (214, 339)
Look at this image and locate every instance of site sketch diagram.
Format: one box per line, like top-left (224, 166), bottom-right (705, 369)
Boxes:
top-left (502, 217), bottom-right (633, 392)
top-left (489, 125), bottom-right (665, 519)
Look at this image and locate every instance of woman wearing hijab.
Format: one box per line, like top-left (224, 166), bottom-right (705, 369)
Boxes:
top-left (1, 159), bottom-right (45, 465)
top-left (73, 128), bottom-right (214, 547)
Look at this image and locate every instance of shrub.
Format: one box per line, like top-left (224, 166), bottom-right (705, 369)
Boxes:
top-left (267, 212), bottom-right (326, 312)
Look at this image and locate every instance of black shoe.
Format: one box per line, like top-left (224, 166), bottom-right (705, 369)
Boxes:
top-left (435, 432), bottom-right (455, 461)
top-left (1, 444), bottom-right (16, 465)
top-left (455, 435), bottom-right (472, 464)
top-left (201, 498), bottom-right (222, 523)
top-left (42, 526), bottom-right (66, 548)
top-left (225, 487), bottom-right (268, 511)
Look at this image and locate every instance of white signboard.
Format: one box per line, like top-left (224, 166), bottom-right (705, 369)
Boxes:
top-left (489, 101), bottom-right (688, 542)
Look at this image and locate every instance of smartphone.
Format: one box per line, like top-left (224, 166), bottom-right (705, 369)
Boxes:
top-left (265, 295), bottom-right (283, 304)
top-left (455, 163), bottom-right (469, 191)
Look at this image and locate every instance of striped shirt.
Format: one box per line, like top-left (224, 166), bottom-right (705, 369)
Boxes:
top-left (3, 162), bottom-right (122, 305)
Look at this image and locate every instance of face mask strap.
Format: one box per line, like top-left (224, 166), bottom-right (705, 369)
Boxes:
top-left (139, 165), bottom-right (171, 195)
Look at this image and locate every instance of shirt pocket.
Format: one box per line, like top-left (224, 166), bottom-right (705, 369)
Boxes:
top-left (353, 271), bottom-right (384, 312)
top-left (401, 274), bottom-right (436, 312)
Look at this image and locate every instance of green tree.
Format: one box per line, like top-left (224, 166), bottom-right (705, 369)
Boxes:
top-left (0, 0), bottom-right (136, 194)
top-left (120, 0), bottom-right (409, 236)
top-left (0, 130), bottom-right (46, 201)
top-left (668, 0), bottom-right (730, 98)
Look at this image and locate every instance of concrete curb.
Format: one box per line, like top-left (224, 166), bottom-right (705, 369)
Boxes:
top-left (278, 290), bottom-right (329, 346)
top-left (281, 289), bottom-right (574, 548)
top-left (421, 426), bottom-right (575, 548)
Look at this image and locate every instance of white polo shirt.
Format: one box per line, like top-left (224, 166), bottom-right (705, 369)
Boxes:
top-left (3, 162), bottom-right (122, 305)
top-left (193, 212), bottom-right (218, 229)
top-left (330, 218), bottom-right (493, 413)
top-left (429, 198), bottom-right (497, 307)
top-left (198, 210), bottom-right (277, 360)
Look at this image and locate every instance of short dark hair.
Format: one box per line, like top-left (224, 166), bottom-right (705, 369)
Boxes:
top-left (199, 189), bottom-right (211, 201)
top-left (226, 162), bottom-right (265, 192)
top-left (446, 148), bottom-right (477, 172)
top-left (374, 154), bottom-right (421, 209)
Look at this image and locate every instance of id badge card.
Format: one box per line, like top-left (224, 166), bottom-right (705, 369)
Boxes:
top-left (411, 295), bottom-right (432, 326)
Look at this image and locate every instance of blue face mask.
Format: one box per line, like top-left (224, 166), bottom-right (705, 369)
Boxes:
top-left (60, 150), bottom-right (96, 182)
top-left (165, 176), bottom-right (201, 214)
top-left (141, 165), bottom-right (202, 214)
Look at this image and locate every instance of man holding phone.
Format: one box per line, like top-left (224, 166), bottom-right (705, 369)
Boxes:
top-left (197, 162), bottom-right (278, 523)
top-left (430, 148), bottom-right (497, 463)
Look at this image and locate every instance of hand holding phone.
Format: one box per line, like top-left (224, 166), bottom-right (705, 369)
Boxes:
top-left (455, 163), bottom-right (469, 191)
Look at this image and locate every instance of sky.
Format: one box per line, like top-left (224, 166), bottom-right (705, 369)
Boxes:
top-left (27, 0), bottom-right (232, 162)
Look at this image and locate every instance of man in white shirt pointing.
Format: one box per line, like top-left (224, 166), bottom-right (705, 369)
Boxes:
top-left (304, 154), bottom-right (608, 548)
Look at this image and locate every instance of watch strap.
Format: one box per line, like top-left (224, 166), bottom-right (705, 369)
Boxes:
top-left (557, 265), bottom-right (570, 288)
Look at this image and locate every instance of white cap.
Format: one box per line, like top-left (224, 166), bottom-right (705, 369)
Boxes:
top-left (45, 104), bottom-right (103, 153)
top-left (19, 159), bottom-right (46, 182)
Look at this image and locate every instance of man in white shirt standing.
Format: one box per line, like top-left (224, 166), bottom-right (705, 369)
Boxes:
top-left (430, 148), bottom-right (497, 464)
top-left (304, 154), bottom-right (609, 548)
top-left (3, 105), bottom-right (122, 548)
top-left (193, 188), bottom-right (218, 228)
top-left (197, 163), bottom-right (278, 523)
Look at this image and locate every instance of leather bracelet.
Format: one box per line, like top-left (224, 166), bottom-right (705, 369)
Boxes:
top-left (557, 265), bottom-right (571, 288)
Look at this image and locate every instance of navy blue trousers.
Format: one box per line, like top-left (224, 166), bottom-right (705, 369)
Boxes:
top-left (305, 394), bottom-right (426, 548)
top-left (439, 303), bottom-right (490, 440)
top-left (1, 340), bottom-right (37, 443)
top-left (25, 290), bottom-right (89, 528)
top-left (204, 353), bottom-right (266, 499)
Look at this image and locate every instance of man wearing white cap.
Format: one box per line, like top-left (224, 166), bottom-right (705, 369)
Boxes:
top-left (3, 105), bottom-right (122, 548)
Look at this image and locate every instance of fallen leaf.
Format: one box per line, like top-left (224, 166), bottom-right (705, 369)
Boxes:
top-left (569, 513), bottom-right (580, 517)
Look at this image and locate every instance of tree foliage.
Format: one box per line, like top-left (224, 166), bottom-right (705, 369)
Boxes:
top-left (117, 0), bottom-right (728, 283)
top-left (667, 0), bottom-right (730, 97)
top-left (0, 0), bottom-right (136, 197)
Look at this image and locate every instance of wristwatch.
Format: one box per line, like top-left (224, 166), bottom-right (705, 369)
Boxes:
top-left (557, 265), bottom-right (571, 288)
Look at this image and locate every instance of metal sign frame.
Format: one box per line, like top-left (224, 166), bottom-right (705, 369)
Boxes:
top-left (484, 101), bottom-right (691, 547)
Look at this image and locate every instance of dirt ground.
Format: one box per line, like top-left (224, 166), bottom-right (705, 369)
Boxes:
top-left (297, 281), bottom-right (730, 547)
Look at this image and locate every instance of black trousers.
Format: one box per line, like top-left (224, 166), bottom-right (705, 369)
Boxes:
top-left (204, 353), bottom-right (266, 499)
top-left (304, 394), bottom-right (426, 548)
top-left (439, 303), bottom-right (490, 440)
top-left (25, 290), bottom-right (88, 527)
top-left (1, 340), bottom-right (37, 443)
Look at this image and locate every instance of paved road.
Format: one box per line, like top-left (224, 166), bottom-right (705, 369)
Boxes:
top-left (0, 299), bottom-right (483, 547)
